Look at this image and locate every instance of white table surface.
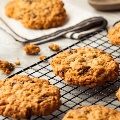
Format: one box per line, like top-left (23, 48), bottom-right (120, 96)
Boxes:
top-left (0, 0), bottom-right (120, 80)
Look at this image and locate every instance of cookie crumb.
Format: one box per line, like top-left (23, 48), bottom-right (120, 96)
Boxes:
top-left (14, 59), bottom-right (21, 65)
top-left (49, 43), bottom-right (60, 51)
top-left (40, 55), bottom-right (47, 60)
top-left (0, 60), bottom-right (15, 75)
top-left (24, 43), bottom-right (40, 55)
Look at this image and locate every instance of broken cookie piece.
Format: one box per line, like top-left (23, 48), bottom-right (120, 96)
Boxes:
top-left (49, 43), bottom-right (60, 51)
top-left (14, 60), bottom-right (21, 65)
top-left (0, 60), bottom-right (15, 75)
top-left (14, 58), bottom-right (21, 65)
top-left (40, 55), bottom-right (47, 60)
top-left (24, 43), bottom-right (40, 55)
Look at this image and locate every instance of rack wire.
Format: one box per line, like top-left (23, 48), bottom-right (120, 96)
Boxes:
top-left (0, 29), bottom-right (120, 120)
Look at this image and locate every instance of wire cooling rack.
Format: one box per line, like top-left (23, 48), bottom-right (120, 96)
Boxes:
top-left (0, 29), bottom-right (120, 120)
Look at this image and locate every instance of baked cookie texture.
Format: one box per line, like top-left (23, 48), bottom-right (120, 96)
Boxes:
top-left (116, 88), bottom-right (120, 101)
top-left (50, 47), bottom-right (119, 88)
top-left (5, 0), bottom-right (67, 29)
top-left (24, 43), bottom-right (40, 55)
top-left (0, 75), bottom-right (61, 119)
top-left (62, 105), bottom-right (120, 120)
top-left (108, 22), bottom-right (120, 45)
top-left (0, 60), bottom-right (15, 75)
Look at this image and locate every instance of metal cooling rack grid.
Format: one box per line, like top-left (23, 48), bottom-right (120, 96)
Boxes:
top-left (1, 29), bottom-right (120, 120)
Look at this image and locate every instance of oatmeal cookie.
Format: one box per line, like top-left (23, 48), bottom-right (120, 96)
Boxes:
top-left (116, 88), bottom-right (120, 101)
top-left (49, 43), bottom-right (60, 51)
top-left (24, 43), bottom-right (40, 55)
top-left (62, 105), bottom-right (120, 120)
top-left (0, 60), bottom-right (15, 75)
top-left (5, 0), bottom-right (67, 29)
top-left (108, 22), bottom-right (120, 45)
top-left (50, 47), bottom-right (119, 88)
top-left (0, 75), bottom-right (61, 119)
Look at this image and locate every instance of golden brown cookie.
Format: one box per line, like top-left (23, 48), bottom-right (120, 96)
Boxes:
top-left (24, 43), bottom-right (40, 55)
top-left (0, 60), bottom-right (15, 75)
top-left (5, 0), bottom-right (67, 29)
top-left (0, 75), bottom-right (61, 119)
top-left (108, 22), bottom-right (120, 45)
top-left (62, 105), bottom-right (120, 120)
top-left (116, 88), bottom-right (120, 101)
top-left (50, 47), bottom-right (119, 88)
